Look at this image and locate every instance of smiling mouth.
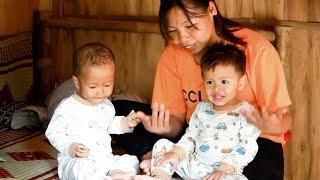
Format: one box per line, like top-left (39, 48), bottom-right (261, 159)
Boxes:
top-left (184, 44), bottom-right (195, 51)
top-left (213, 94), bottom-right (225, 101)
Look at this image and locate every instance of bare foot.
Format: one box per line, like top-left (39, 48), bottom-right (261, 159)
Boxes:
top-left (140, 159), bottom-right (152, 175)
top-left (134, 175), bottom-right (160, 180)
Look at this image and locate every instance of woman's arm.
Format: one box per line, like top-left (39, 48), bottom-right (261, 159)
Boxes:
top-left (244, 41), bottom-right (292, 135)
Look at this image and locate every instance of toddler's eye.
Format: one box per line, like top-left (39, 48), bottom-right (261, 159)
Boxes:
top-left (104, 84), bottom-right (111, 87)
top-left (206, 80), bottom-right (213, 85)
top-left (222, 80), bottom-right (229, 84)
top-left (89, 86), bottom-right (96, 89)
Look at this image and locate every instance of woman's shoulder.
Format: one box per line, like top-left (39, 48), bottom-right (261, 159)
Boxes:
top-left (234, 28), bottom-right (275, 50)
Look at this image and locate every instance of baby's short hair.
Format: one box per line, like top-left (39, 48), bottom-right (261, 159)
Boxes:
top-left (73, 42), bottom-right (114, 75)
top-left (200, 43), bottom-right (246, 77)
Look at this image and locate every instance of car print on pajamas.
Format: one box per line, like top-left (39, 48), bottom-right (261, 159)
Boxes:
top-left (215, 122), bottom-right (227, 130)
top-left (236, 147), bottom-right (246, 155)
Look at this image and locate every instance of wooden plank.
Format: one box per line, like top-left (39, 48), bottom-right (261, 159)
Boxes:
top-left (234, 18), bottom-right (320, 30)
top-left (44, 17), bottom-right (160, 34)
top-left (55, 29), bottom-right (74, 85)
top-left (63, 0), bottom-right (159, 17)
top-left (42, 16), bottom-right (281, 41)
top-left (216, 0), bottom-right (319, 22)
top-left (44, 16), bottom-right (320, 32)
top-left (283, 28), bottom-right (310, 180)
top-left (275, 26), bottom-right (293, 180)
top-left (283, 0), bottom-right (309, 21)
top-left (308, 30), bottom-right (320, 179)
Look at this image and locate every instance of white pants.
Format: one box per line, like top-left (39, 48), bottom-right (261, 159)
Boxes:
top-left (151, 139), bottom-right (247, 180)
top-left (58, 154), bottom-right (139, 180)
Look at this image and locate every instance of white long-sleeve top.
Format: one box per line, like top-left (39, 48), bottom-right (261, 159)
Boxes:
top-left (45, 95), bottom-right (130, 159)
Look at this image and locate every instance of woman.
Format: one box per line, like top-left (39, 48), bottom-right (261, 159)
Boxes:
top-left (136, 0), bottom-right (292, 179)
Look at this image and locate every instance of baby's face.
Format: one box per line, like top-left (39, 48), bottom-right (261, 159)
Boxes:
top-left (203, 65), bottom-right (244, 110)
top-left (75, 63), bottom-right (115, 105)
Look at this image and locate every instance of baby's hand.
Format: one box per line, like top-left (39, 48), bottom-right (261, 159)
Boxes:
top-left (154, 151), bottom-right (180, 171)
top-left (69, 143), bottom-right (90, 158)
top-left (127, 110), bottom-right (140, 128)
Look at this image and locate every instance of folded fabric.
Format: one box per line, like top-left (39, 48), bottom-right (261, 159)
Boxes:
top-left (0, 151), bottom-right (6, 162)
top-left (11, 109), bottom-right (42, 130)
top-left (0, 101), bottom-right (27, 128)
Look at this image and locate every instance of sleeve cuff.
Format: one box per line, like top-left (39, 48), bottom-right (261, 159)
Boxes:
top-left (120, 116), bottom-right (133, 133)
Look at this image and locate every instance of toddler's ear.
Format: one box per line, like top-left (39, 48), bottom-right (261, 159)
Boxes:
top-left (72, 76), bottom-right (80, 91)
top-left (238, 75), bottom-right (247, 91)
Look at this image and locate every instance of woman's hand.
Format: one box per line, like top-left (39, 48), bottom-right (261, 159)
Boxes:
top-left (202, 170), bottom-right (226, 180)
top-left (242, 106), bottom-right (292, 135)
top-left (136, 103), bottom-right (171, 135)
top-left (154, 151), bottom-right (180, 170)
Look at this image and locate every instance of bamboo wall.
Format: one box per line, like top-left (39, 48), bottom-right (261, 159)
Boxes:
top-left (35, 1), bottom-right (319, 180)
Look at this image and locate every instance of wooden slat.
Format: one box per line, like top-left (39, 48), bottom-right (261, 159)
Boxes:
top-left (60, 0), bottom-right (320, 22)
top-left (216, 0), bottom-right (320, 22)
top-left (42, 16), bottom-right (280, 41)
top-left (63, 0), bottom-right (159, 17)
top-left (44, 17), bottom-right (160, 34)
top-left (308, 30), bottom-right (320, 180)
top-left (283, 28), bottom-right (310, 180)
top-left (42, 16), bottom-right (320, 43)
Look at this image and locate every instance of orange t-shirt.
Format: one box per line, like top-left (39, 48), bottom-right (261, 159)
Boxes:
top-left (152, 28), bottom-right (292, 144)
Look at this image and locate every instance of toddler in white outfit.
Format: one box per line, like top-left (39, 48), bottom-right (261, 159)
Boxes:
top-left (46, 42), bottom-right (140, 180)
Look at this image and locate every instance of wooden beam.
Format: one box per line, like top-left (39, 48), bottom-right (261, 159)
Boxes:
top-left (235, 18), bottom-right (320, 30)
top-left (42, 16), bottom-right (320, 32)
top-left (41, 15), bottom-right (320, 43)
top-left (44, 16), bottom-right (160, 34)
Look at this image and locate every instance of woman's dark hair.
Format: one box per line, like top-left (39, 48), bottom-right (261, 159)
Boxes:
top-left (159, 0), bottom-right (246, 46)
top-left (200, 43), bottom-right (246, 77)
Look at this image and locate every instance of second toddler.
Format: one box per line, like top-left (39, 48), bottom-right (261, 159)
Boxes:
top-left (135, 44), bottom-right (261, 180)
